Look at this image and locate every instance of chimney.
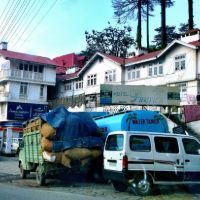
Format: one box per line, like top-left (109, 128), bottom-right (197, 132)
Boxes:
top-left (0, 42), bottom-right (8, 50)
top-left (180, 29), bottom-right (200, 43)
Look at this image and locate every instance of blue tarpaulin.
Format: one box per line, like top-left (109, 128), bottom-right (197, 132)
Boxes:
top-left (40, 105), bottom-right (103, 152)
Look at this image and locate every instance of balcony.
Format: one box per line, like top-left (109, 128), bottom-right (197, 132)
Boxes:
top-left (0, 69), bottom-right (43, 83)
top-left (0, 91), bottom-right (10, 101)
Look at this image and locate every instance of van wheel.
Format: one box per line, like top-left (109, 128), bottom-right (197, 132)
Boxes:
top-left (133, 174), bottom-right (152, 196)
top-left (19, 163), bottom-right (27, 179)
top-left (112, 180), bottom-right (128, 192)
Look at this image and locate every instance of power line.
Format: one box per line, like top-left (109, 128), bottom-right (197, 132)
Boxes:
top-left (0, 0), bottom-right (16, 39)
top-left (11, 0), bottom-right (48, 49)
top-left (13, 0), bottom-right (58, 50)
top-left (0, 0), bottom-right (21, 39)
top-left (1, 0), bottom-right (29, 42)
top-left (8, 0), bottom-right (40, 44)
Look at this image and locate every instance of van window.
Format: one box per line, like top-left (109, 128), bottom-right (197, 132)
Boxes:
top-left (155, 137), bottom-right (179, 153)
top-left (105, 134), bottom-right (124, 151)
top-left (130, 135), bottom-right (151, 152)
top-left (182, 138), bottom-right (200, 155)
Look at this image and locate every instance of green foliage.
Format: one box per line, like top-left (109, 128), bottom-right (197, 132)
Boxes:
top-left (83, 22), bottom-right (135, 59)
top-left (152, 25), bottom-right (179, 48)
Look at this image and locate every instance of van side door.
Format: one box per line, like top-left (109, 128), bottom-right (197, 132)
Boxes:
top-left (154, 136), bottom-right (184, 182)
top-left (182, 137), bottom-right (200, 182)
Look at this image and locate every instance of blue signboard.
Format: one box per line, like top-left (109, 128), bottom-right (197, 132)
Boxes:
top-left (7, 102), bottom-right (48, 121)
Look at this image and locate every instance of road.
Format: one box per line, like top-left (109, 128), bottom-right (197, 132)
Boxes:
top-left (0, 155), bottom-right (200, 200)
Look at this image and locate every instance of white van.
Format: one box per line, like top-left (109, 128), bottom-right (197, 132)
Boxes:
top-left (103, 131), bottom-right (200, 196)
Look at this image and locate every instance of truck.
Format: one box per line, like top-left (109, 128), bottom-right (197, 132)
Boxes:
top-left (94, 110), bottom-right (170, 139)
top-left (18, 106), bottom-right (104, 185)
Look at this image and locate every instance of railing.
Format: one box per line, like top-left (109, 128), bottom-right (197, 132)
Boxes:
top-left (0, 69), bottom-right (44, 82)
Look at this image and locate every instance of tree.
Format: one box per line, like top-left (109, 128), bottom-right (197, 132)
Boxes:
top-left (155, 0), bottom-right (174, 48)
top-left (178, 23), bottom-right (189, 34)
top-left (143, 0), bottom-right (155, 51)
top-left (187, 0), bottom-right (194, 30)
top-left (82, 23), bottom-right (135, 59)
top-left (112, 0), bottom-right (144, 49)
top-left (152, 26), bottom-right (179, 48)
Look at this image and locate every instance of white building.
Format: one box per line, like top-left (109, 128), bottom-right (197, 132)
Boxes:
top-left (54, 29), bottom-right (200, 113)
top-left (0, 42), bottom-right (56, 136)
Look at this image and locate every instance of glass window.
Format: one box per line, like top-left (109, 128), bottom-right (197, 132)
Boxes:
top-left (159, 65), bottom-right (163, 75)
top-left (40, 85), bottom-right (44, 97)
top-left (130, 135), bottom-right (151, 152)
top-left (175, 54), bottom-right (186, 71)
top-left (39, 65), bottom-right (44, 73)
top-left (105, 134), bottom-right (124, 151)
top-left (87, 74), bottom-right (97, 86)
top-left (155, 137), bottom-right (179, 153)
top-left (182, 138), bottom-right (200, 155)
top-left (148, 67), bottom-right (152, 76)
top-left (20, 83), bottom-right (28, 95)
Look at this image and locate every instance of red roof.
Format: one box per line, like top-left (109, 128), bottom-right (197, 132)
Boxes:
top-left (189, 40), bottom-right (200, 47)
top-left (53, 53), bottom-right (87, 74)
top-left (102, 53), bottom-right (125, 65)
top-left (125, 50), bottom-right (161, 64)
top-left (0, 49), bottom-right (57, 65)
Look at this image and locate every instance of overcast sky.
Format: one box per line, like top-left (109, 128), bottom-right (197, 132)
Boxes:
top-left (0, 0), bottom-right (199, 59)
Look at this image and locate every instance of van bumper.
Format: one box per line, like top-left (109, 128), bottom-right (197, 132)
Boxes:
top-left (104, 169), bottom-right (128, 183)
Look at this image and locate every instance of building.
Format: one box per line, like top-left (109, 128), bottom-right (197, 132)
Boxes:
top-left (53, 29), bottom-right (200, 114)
top-left (0, 42), bottom-right (57, 141)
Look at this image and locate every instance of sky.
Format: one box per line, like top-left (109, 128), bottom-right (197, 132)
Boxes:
top-left (0, 0), bottom-right (199, 59)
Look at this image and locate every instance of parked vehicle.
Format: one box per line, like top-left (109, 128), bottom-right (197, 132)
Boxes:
top-left (18, 106), bottom-right (104, 185)
top-left (0, 127), bottom-right (22, 155)
top-left (94, 110), bottom-right (169, 139)
top-left (103, 131), bottom-right (200, 196)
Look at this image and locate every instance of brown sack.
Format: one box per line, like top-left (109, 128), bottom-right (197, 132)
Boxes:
top-left (42, 151), bottom-right (71, 168)
top-left (41, 123), bottom-right (56, 139)
top-left (41, 137), bottom-right (53, 152)
top-left (90, 149), bottom-right (102, 159)
top-left (63, 148), bottom-right (92, 160)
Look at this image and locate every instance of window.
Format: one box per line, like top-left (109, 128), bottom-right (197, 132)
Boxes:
top-left (105, 70), bottom-right (116, 82)
top-left (127, 68), bottom-right (140, 80)
top-left (148, 62), bottom-right (163, 77)
top-left (20, 83), bottom-right (28, 96)
top-left (87, 74), bottom-right (97, 86)
top-left (130, 135), bottom-right (151, 152)
top-left (40, 85), bottom-right (44, 97)
top-left (175, 54), bottom-right (186, 71)
top-left (155, 137), bottom-right (179, 153)
top-left (105, 134), bottom-right (124, 151)
top-left (75, 78), bottom-right (83, 89)
top-left (183, 138), bottom-right (200, 155)
top-left (148, 67), bottom-right (153, 76)
top-left (65, 83), bottom-right (72, 91)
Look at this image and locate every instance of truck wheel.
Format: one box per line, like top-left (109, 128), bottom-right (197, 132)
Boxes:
top-left (19, 163), bottom-right (27, 179)
top-left (112, 180), bottom-right (128, 192)
top-left (134, 174), bottom-right (152, 196)
top-left (36, 168), bottom-right (46, 186)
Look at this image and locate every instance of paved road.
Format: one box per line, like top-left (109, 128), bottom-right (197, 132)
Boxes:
top-left (0, 155), bottom-right (200, 200)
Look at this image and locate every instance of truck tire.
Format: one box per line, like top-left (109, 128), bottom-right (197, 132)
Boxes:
top-left (19, 163), bottom-right (27, 179)
top-left (112, 180), bottom-right (128, 192)
top-left (36, 167), bottom-right (46, 186)
top-left (134, 174), bottom-right (152, 196)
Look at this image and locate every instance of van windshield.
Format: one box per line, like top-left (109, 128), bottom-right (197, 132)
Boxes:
top-left (105, 134), bottom-right (124, 151)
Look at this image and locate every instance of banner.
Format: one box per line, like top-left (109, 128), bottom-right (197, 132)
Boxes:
top-left (7, 102), bottom-right (48, 120)
top-left (100, 84), bottom-right (180, 106)
top-left (184, 105), bottom-right (200, 123)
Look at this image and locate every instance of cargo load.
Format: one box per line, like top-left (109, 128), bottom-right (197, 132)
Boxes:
top-left (19, 106), bottom-right (104, 185)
